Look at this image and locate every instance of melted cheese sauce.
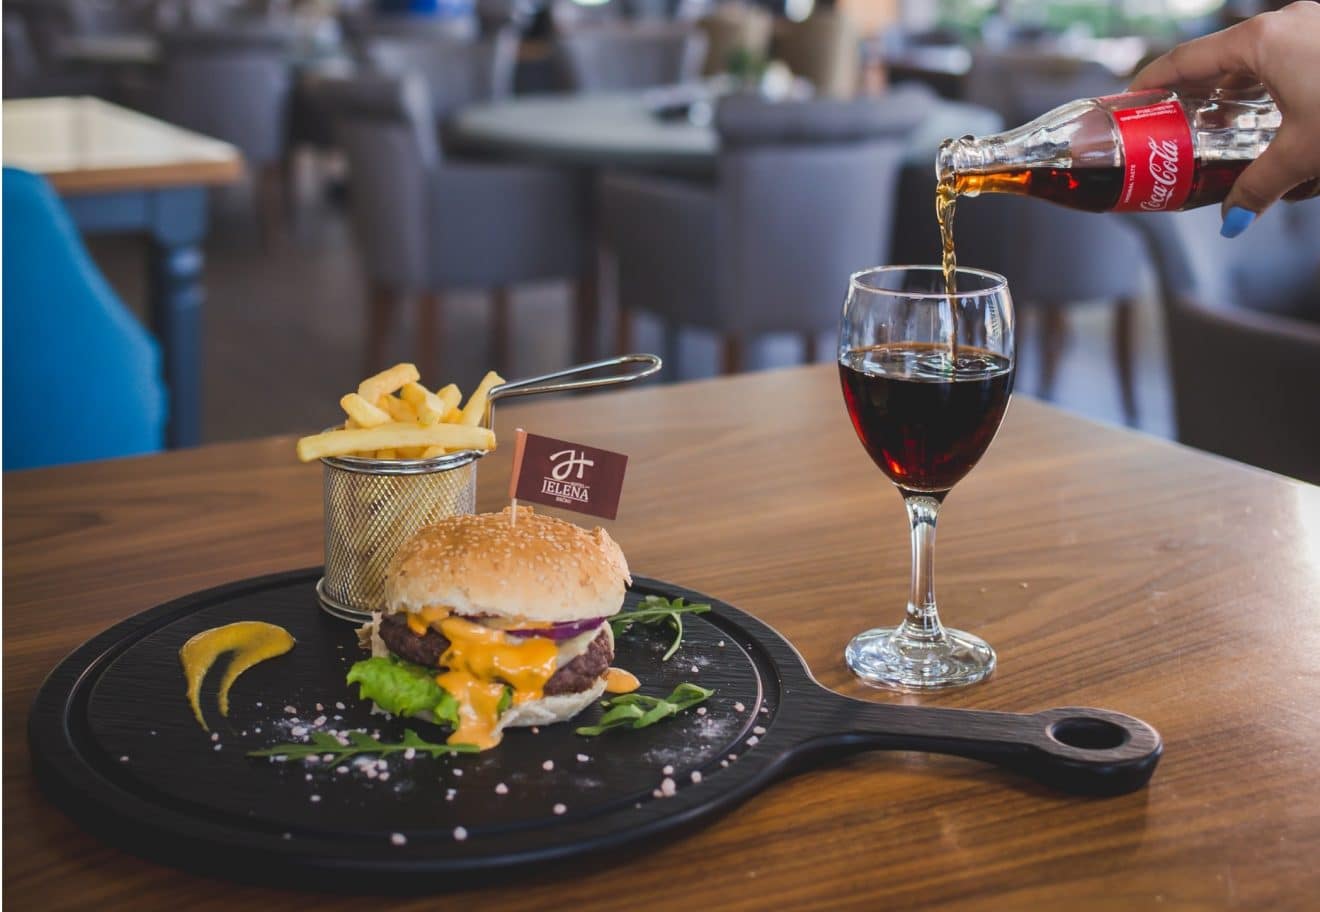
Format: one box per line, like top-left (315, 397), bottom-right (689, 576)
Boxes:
top-left (603, 667), bottom-right (640, 694)
top-left (435, 616), bottom-right (558, 749)
top-left (179, 621), bottom-right (295, 730)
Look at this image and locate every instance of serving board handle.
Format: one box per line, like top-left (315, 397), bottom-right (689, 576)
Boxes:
top-left (801, 696), bottom-right (1162, 796)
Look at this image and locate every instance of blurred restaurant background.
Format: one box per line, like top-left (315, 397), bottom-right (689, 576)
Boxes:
top-left (3, 0), bottom-right (1317, 482)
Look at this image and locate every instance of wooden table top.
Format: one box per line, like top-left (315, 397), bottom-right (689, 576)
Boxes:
top-left (6, 366), bottom-right (1319, 910)
top-left (3, 97), bottom-right (243, 194)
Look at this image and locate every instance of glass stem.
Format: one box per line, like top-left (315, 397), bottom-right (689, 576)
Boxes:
top-left (901, 493), bottom-right (947, 643)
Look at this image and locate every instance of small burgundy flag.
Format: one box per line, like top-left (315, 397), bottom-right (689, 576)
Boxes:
top-left (508, 430), bottom-right (629, 520)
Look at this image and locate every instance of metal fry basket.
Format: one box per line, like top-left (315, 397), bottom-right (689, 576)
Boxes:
top-left (316, 354), bottom-right (662, 622)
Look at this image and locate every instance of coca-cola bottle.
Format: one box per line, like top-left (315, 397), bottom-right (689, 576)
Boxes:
top-left (937, 86), bottom-right (1317, 213)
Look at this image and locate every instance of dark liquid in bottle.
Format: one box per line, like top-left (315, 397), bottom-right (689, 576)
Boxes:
top-left (951, 159), bottom-right (1318, 212)
top-left (839, 343), bottom-right (1014, 493)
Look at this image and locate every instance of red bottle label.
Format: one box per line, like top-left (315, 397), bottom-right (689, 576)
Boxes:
top-left (1107, 96), bottom-right (1194, 212)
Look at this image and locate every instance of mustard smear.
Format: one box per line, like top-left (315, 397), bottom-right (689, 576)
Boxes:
top-left (180, 622), bottom-right (295, 730)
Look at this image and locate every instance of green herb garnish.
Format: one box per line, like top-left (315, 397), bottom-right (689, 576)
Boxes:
top-left (611, 595), bottom-right (712, 661)
top-left (247, 728), bottom-right (479, 761)
top-left (575, 683), bottom-right (714, 736)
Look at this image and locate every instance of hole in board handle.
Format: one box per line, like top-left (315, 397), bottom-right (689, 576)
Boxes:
top-left (1049, 717), bottom-right (1130, 751)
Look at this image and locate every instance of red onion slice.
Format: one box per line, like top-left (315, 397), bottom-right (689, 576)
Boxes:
top-left (505, 617), bottom-right (606, 640)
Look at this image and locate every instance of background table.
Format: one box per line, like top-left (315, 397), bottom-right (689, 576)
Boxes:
top-left (3, 96), bottom-right (243, 448)
top-left (6, 367), bottom-right (1319, 909)
top-left (451, 91), bottom-right (1003, 175)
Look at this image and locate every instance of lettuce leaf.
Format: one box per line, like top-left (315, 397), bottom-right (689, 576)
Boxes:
top-left (345, 657), bottom-right (459, 726)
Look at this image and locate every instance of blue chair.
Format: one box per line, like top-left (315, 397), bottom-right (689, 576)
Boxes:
top-left (2, 168), bottom-right (166, 470)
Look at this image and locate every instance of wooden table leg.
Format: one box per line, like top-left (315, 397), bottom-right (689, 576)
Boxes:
top-left (64, 186), bottom-right (210, 449)
top-left (576, 250), bottom-right (600, 364)
top-left (146, 188), bottom-right (208, 449)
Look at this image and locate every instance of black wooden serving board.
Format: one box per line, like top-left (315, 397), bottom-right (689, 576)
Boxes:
top-left (29, 570), bottom-right (1161, 891)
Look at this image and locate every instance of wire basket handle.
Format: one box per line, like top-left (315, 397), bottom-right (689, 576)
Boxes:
top-left (487, 354), bottom-right (662, 413)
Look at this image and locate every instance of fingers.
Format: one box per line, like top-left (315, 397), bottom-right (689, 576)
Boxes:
top-left (1129, 16), bottom-right (1262, 91)
top-left (1221, 128), bottom-right (1314, 226)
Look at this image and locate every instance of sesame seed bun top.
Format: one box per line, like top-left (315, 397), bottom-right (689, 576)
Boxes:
top-left (382, 507), bottom-right (631, 622)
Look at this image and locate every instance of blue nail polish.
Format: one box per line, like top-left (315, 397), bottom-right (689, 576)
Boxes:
top-left (1221, 206), bottom-right (1256, 238)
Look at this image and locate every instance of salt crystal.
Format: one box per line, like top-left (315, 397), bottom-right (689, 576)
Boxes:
top-left (495, 783), bottom-right (509, 795)
top-left (718, 640), bottom-right (726, 647)
top-left (747, 736), bottom-right (760, 746)
top-left (576, 754), bottom-right (589, 763)
top-left (306, 756), bottom-right (320, 764)
top-left (753, 726), bottom-right (766, 735)
top-left (531, 727), bottom-right (540, 734)
top-left (690, 771), bottom-right (703, 784)
top-left (391, 833), bottom-right (407, 846)
top-left (553, 803), bottom-right (567, 815)
top-left (734, 702), bottom-right (746, 712)
top-left (284, 705), bottom-right (296, 714)
top-left (322, 754), bottom-right (334, 763)
top-left (720, 760), bottom-right (729, 768)
top-left (316, 703), bottom-right (324, 712)
top-left (660, 778), bottom-right (676, 797)
top-left (335, 702), bottom-right (345, 710)
top-left (662, 765), bottom-right (674, 775)
top-left (314, 716), bottom-right (327, 726)
top-left (210, 733), bottom-right (220, 742)
top-left (453, 769), bottom-right (463, 777)
top-left (213, 744), bottom-right (222, 752)
top-left (291, 726), bottom-right (308, 738)
top-left (379, 772), bottom-right (390, 782)
top-left (1020, 582), bottom-right (1029, 589)
top-left (445, 789), bottom-right (457, 801)
top-left (652, 788), bottom-right (663, 798)
top-left (453, 827), bottom-right (468, 841)
top-left (119, 755), bottom-right (130, 763)
top-left (691, 665), bottom-right (700, 673)
top-left (404, 748), bottom-right (416, 760)
top-left (256, 702), bottom-right (263, 708)
top-left (304, 773), bottom-right (312, 781)
top-left (728, 753), bottom-right (738, 761)
top-left (336, 766), bottom-right (348, 774)
top-left (310, 795), bottom-right (321, 803)
top-left (542, 760), bottom-right (554, 771)
top-left (696, 707), bottom-right (707, 716)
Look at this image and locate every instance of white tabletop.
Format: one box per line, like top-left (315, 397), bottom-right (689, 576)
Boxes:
top-left (452, 89), bottom-right (1003, 174)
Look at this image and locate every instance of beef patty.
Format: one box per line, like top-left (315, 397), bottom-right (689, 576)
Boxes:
top-left (377, 615), bottom-right (612, 695)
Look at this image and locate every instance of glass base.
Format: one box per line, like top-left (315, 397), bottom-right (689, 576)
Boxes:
top-left (845, 626), bottom-right (996, 690)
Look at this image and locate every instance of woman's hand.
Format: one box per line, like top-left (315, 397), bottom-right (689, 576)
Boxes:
top-left (1130, 1), bottom-right (1320, 235)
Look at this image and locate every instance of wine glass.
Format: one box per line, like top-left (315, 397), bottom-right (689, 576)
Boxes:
top-left (838, 266), bottom-right (1015, 689)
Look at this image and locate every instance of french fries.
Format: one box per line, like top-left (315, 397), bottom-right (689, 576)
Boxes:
top-left (296, 423), bottom-right (495, 463)
top-left (458, 371), bottom-right (505, 427)
top-left (295, 363), bottom-right (505, 462)
top-left (357, 363), bottom-right (420, 404)
top-left (339, 393), bottom-right (390, 429)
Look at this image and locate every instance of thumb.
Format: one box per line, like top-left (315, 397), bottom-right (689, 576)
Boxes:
top-left (1222, 128), bottom-right (1315, 221)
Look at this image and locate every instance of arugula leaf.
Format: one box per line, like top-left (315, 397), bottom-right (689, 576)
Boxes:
top-left (610, 596), bottom-right (711, 661)
top-left (575, 683), bottom-right (714, 736)
top-left (247, 728), bottom-right (480, 760)
top-left (345, 656), bottom-right (457, 724)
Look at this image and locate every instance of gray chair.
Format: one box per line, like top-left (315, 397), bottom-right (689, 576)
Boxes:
top-left (554, 21), bottom-right (707, 91)
top-left (343, 9), bottom-right (479, 49)
top-left (362, 28), bottom-right (518, 126)
top-left (601, 88), bottom-right (926, 373)
top-left (1124, 204), bottom-right (1320, 482)
top-left (151, 27), bottom-right (295, 239)
top-left (315, 73), bottom-right (593, 375)
top-left (550, 0), bottom-right (624, 32)
top-left (941, 51), bottom-right (1151, 423)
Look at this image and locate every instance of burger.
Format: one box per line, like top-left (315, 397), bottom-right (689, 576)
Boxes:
top-left (345, 507), bottom-right (636, 750)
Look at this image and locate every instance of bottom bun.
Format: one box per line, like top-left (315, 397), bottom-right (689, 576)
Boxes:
top-left (498, 679), bottom-right (607, 730)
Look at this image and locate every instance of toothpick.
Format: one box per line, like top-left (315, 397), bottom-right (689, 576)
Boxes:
top-left (510, 498), bottom-right (519, 526)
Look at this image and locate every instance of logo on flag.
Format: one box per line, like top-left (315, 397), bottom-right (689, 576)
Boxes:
top-left (509, 430), bottom-right (628, 520)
